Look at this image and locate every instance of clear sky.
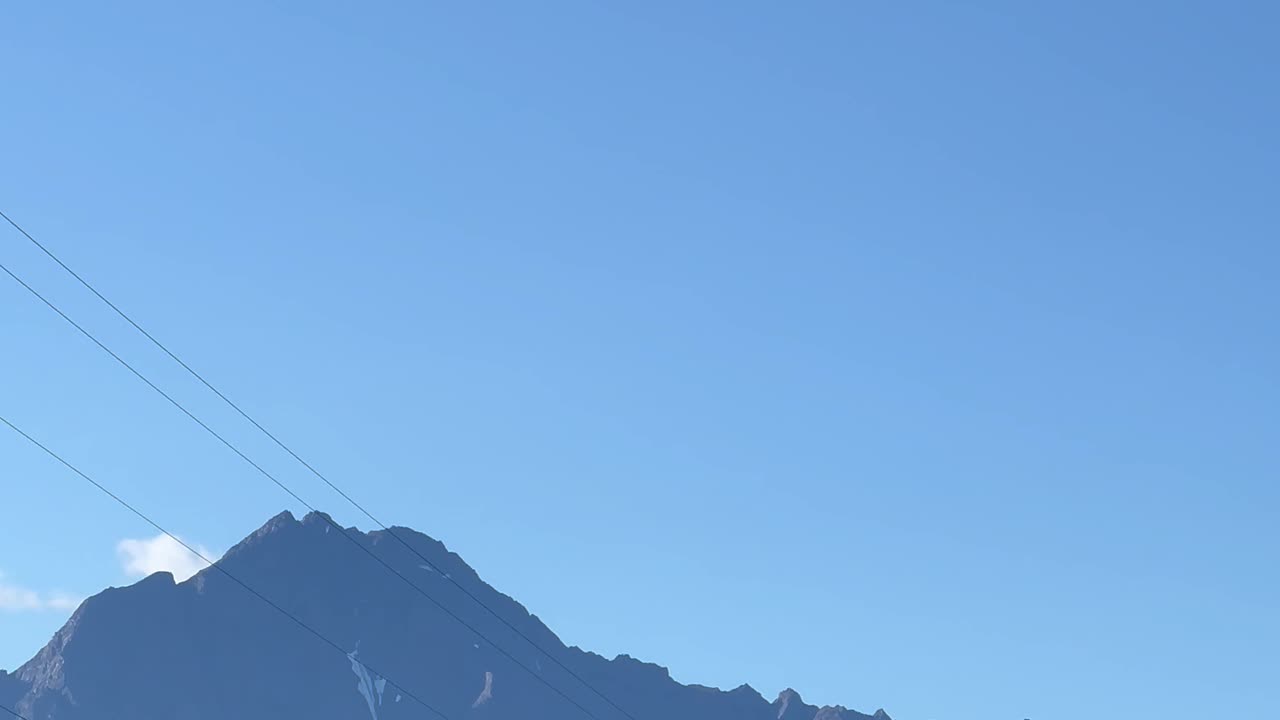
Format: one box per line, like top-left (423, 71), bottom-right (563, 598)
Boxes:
top-left (1, 3), bottom-right (1276, 719)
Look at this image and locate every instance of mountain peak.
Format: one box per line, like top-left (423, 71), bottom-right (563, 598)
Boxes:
top-left (775, 688), bottom-right (808, 720)
top-left (6, 509), bottom-right (890, 720)
top-left (301, 510), bottom-right (336, 528)
top-left (138, 570), bottom-right (176, 587)
top-left (247, 509), bottom-right (301, 542)
top-left (264, 509), bottom-right (299, 529)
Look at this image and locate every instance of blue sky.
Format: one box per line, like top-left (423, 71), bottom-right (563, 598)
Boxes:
top-left (1, 2), bottom-right (1277, 719)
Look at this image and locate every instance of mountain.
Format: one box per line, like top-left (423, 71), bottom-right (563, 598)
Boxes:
top-left (1, 511), bottom-right (890, 720)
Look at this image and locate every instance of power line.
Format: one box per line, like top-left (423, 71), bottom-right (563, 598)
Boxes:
top-left (1, 209), bottom-right (641, 720)
top-left (1, 704), bottom-right (32, 720)
top-left (0, 258), bottom-right (607, 720)
top-left (0, 413), bottom-right (451, 720)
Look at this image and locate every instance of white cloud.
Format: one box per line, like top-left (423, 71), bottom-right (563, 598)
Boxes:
top-left (44, 592), bottom-right (83, 611)
top-left (117, 534), bottom-right (213, 582)
top-left (0, 571), bottom-right (82, 613)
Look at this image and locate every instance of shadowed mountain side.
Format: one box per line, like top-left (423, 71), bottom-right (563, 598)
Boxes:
top-left (5, 511), bottom-right (889, 720)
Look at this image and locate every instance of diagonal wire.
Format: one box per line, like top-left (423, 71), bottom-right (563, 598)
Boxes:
top-left (0, 704), bottom-right (32, 720)
top-left (1, 208), bottom-right (641, 720)
top-left (0, 252), bottom-right (609, 720)
top-left (0, 413), bottom-right (451, 720)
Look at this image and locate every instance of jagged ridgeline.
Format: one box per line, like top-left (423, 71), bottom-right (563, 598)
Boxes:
top-left (1, 511), bottom-right (890, 720)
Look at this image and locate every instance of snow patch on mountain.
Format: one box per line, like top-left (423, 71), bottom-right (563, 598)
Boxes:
top-left (472, 671), bottom-right (493, 708)
top-left (347, 648), bottom-right (386, 720)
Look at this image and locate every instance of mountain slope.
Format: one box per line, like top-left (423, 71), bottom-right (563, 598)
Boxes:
top-left (2, 511), bottom-right (890, 720)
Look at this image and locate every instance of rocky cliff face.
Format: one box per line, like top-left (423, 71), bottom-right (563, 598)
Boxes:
top-left (4, 511), bottom-right (889, 720)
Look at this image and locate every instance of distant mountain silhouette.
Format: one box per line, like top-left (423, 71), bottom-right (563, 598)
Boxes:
top-left (1, 511), bottom-right (890, 720)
